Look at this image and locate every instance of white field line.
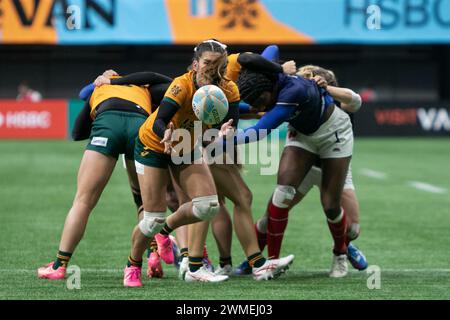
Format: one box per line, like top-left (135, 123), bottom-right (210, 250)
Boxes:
top-left (5, 268), bottom-right (450, 273)
top-left (407, 181), bottom-right (447, 194)
top-left (360, 169), bottom-right (447, 195)
top-left (359, 168), bottom-right (387, 180)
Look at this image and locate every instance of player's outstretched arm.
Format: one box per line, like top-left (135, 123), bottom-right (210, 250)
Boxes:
top-left (149, 83), bottom-right (171, 107)
top-left (233, 104), bottom-right (295, 144)
top-left (313, 75), bottom-right (362, 113)
top-left (110, 72), bottom-right (173, 86)
top-left (239, 112), bottom-right (265, 120)
top-left (327, 86), bottom-right (362, 113)
top-left (238, 53), bottom-right (283, 74)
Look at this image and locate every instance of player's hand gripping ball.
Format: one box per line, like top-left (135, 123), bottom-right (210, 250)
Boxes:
top-left (192, 85), bottom-right (229, 125)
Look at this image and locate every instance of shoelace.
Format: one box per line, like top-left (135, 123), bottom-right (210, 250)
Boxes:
top-left (336, 257), bottom-right (347, 272)
top-left (127, 268), bottom-right (141, 280)
top-left (160, 238), bottom-right (172, 249)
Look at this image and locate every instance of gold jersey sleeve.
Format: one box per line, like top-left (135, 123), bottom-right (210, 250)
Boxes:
top-left (225, 53), bottom-right (242, 83)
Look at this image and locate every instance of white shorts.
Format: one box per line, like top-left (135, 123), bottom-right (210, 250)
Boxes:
top-left (297, 164), bottom-right (355, 195)
top-left (285, 106), bottom-right (353, 159)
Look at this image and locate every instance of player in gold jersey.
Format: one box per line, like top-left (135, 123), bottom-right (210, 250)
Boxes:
top-left (37, 70), bottom-right (172, 280)
top-left (123, 40), bottom-right (241, 286)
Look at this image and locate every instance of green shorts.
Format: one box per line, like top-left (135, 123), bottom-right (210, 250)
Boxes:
top-left (134, 137), bottom-right (204, 169)
top-left (86, 111), bottom-right (147, 160)
top-left (134, 137), bottom-right (172, 169)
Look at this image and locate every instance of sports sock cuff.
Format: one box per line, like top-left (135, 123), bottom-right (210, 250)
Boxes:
top-left (149, 238), bottom-right (158, 252)
top-left (180, 248), bottom-right (189, 257)
top-left (327, 208), bottom-right (344, 224)
top-left (219, 256), bottom-right (232, 267)
top-left (188, 256), bottom-right (203, 272)
top-left (57, 250), bottom-right (72, 258)
top-left (256, 217), bottom-right (268, 233)
top-left (128, 255), bottom-right (142, 267)
top-left (247, 252), bottom-right (266, 268)
top-left (160, 223), bottom-right (173, 236)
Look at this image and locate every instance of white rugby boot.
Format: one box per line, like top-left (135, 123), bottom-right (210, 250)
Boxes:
top-left (214, 264), bottom-right (233, 276)
top-left (185, 266), bottom-right (229, 283)
top-left (329, 254), bottom-right (348, 278)
top-left (252, 254), bottom-right (294, 281)
top-left (178, 257), bottom-right (189, 280)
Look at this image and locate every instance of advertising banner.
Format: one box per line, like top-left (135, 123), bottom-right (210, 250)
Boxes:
top-left (354, 103), bottom-right (450, 136)
top-left (1, 99), bottom-right (449, 139)
top-left (1, 0), bottom-right (449, 45)
top-left (0, 100), bottom-right (68, 139)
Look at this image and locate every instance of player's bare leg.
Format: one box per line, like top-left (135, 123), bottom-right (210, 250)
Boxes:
top-left (38, 150), bottom-right (116, 280)
top-left (152, 177), bottom-right (179, 265)
top-left (210, 165), bottom-right (258, 255)
top-left (341, 189), bottom-right (360, 240)
top-left (211, 163), bottom-right (295, 280)
top-left (341, 188), bottom-right (367, 270)
top-left (266, 146), bottom-right (316, 258)
top-left (321, 156), bottom-right (351, 277)
top-left (169, 173), bottom-right (189, 251)
top-left (235, 190), bottom-right (306, 276)
top-left (211, 198), bottom-right (233, 275)
top-left (124, 165), bottom-right (168, 287)
top-left (167, 162), bottom-right (228, 282)
top-left (167, 177), bottom-right (190, 277)
top-left (125, 158), bottom-right (164, 278)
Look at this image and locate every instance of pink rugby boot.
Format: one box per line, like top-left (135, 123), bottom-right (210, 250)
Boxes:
top-left (154, 233), bottom-right (174, 264)
top-left (123, 265), bottom-right (142, 287)
top-left (37, 262), bottom-right (66, 280)
top-left (147, 251), bottom-right (164, 278)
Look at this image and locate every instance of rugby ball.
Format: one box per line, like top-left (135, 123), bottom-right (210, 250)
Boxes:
top-left (192, 85), bottom-right (229, 125)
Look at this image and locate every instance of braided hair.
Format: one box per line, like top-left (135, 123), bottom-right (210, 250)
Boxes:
top-left (237, 69), bottom-right (275, 105)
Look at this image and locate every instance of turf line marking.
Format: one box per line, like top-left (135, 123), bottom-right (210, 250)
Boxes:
top-left (360, 168), bottom-right (387, 180)
top-left (407, 181), bottom-right (447, 194)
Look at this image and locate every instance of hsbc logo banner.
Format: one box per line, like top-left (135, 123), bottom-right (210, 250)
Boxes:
top-left (354, 103), bottom-right (450, 136)
top-left (0, 100), bottom-right (68, 139)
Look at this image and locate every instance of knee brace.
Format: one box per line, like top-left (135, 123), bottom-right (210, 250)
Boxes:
top-left (347, 223), bottom-right (360, 241)
top-left (192, 195), bottom-right (220, 221)
top-left (256, 216), bottom-right (268, 233)
top-left (138, 211), bottom-right (166, 237)
top-left (272, 185), bottom-right (296, 208)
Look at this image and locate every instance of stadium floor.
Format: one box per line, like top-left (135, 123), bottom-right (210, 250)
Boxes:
top-left (1, 138), bottom-right (449, 300)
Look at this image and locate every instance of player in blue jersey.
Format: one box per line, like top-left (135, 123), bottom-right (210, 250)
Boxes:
top-left (207, 45), bottom-right (297, 276)
top-left (236, 66), bottom-right (368, 276)
top-left (218, 67), bottom-right (354, 278)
